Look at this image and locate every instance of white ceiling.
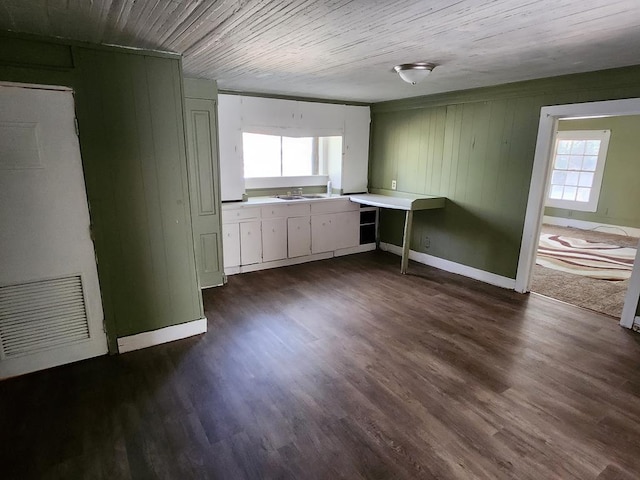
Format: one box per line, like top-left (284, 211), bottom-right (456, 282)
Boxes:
top-left (2, 0), bottom-right (640, 103)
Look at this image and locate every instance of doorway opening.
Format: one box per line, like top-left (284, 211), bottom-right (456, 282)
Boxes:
top-left (516, 99), bottom-right (640, 329)
top-left (531, 116), bottom-right (639, 318)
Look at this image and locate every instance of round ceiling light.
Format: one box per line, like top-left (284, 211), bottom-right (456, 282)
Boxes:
top-left (393, 62), bottom-right (436, 85)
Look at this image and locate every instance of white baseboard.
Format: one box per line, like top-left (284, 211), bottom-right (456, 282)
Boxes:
top-left (543, 215), bottom-right (640, 238)
top-left (334, 243), bottom-right (376, 257)
top-left (117, 317), bottom-right (207, 354)
top-left (225, 252), bottom-right (333, 275)
top-left (224, 245), bottom-right (376, 276)
top-left (379, 242), bottom-right (516, 290)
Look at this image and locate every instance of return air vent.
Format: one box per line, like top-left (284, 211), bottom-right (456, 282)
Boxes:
top-left (0, 275), bottom-right (90, 359)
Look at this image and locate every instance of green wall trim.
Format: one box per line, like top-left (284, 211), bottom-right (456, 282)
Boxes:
top-left (0, 36), bottom-right (74, 70)
top-left (372, 65), bottom-right (640, 113)
top-left (0, 30), bottom-right (181, 60)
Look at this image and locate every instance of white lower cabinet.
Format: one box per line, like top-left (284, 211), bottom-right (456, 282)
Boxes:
top-left (262, 217), bottom-right (287, 262)
top-left (311, 211), bottom-right (359, 253)
top-left (335, 211), bottom-right (360, 250)
top-left (222, 223), bottom-right (241, 267)
top-left (311, 213), bottom-right (336, 254)
top-left (287, 216), bottom-right (311, 258)
top-left (240, 221), bottom-right (262, 265)
top-left (223, 198), bottom-right (361, 273)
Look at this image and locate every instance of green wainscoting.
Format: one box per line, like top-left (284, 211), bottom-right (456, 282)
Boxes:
top-left (545, 115), bottom-right (640, 230)
top-left (0, 32), bottom-right (203, 351)
top-left (370, 65), bottom-right (640, 279)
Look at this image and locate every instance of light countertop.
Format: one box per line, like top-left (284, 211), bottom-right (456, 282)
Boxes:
top-left (222, 194), bottom-right (351, 208)
top-left (349, 193), bottom-right (445, 211)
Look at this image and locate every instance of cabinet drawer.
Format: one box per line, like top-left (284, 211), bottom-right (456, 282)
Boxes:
top-left (310, 199), bottom-right (359, 215)
top-left (261, 203), bottom-right (310, 218)
top-left (222, 206), bottom-right (260, 223)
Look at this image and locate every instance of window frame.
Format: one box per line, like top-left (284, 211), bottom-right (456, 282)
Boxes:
top-left (241, 127), bottom-right (342, 190)
top-left (545, 129), bottom-right (611, 212)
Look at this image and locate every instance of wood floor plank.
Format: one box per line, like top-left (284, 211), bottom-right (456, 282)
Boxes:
top-left (1, 251), bottom-right (640, 479)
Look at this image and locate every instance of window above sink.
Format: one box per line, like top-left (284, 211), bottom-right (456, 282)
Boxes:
top-left (243, 130), bottom-right (341, 190)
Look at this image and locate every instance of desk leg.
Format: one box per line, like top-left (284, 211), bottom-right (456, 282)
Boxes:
top-left (401, 210), bottom-right (413, 274)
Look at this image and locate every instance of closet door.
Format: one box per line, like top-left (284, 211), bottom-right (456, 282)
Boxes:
top-left (0, 86), bottom-right (108, 379)
top-left (185, 95), bottom-right (225, 288)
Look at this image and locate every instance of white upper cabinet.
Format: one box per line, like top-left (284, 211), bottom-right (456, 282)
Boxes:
top-left (342, 105), bottom-right (370, 194)
top-left (217, 94), bottom-right (370, 199)
top-left (240, 96), bottom-right (299, 129)
top-left (298, 102), bottom-right (345, 132)
top-left (218, 95), bottom-right (245, 201)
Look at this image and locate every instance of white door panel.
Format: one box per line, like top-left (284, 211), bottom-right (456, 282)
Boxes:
top-left (0, 85), bottom-right (107, 379)
top-left (311, 213), bottom-right (336, 254)
top-left (335, 211), bottom-right (360, 250)
top-left (288, 216), bottom-right (311, 258)
top-left (222, 223), bottom-right (241, 268)
top-left (240, 221), bottom-right (262, 265)
top-left (262, 218), bottom-right (287, 262)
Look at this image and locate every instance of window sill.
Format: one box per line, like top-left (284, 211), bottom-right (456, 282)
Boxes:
top-left (545, 199), bottom-right (597, 212)
top-left (245, 175), bottom-right (329, 190)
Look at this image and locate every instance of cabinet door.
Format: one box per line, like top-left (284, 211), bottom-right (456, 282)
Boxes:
top-left (240, 221), bottom-right (262, 265)
top-left (288, 216), bottom-right (311, 258)
top-left (222, 223), bottom-right (240, 268)
top-left (342, 105), bottom-right (370, 194)
top-left (335, 211), bottom-right (360, 250)
top-left (262, 218), bottom-right (287, 262)
top-left (297, 101), bottom-right (344, 131)
top-left (218, 95), bottom-right (245, 201)
top-left (240, 96), bottom-right (298, 127)
top-left (185, 96), bottom-right (225, 288)
top-left (311, 213), bottom-right (337, 254)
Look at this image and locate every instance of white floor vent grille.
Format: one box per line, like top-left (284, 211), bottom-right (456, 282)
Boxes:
top-left (0, 275), bottom-right (90, 359)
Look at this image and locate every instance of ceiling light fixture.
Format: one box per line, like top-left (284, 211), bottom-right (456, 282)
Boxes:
top-left (393, 62), bottom-right (435, 85)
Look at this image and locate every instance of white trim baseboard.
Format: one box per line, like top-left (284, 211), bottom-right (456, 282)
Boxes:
top-left (225, 252), bottom-right (333, 275)
top-left (334, 243), bottom-right (376, 257)
top-left (224, 244), bottom-right (377, 276)
top-left (117, 318), bottom-right (207, 354)
top-left (543, 216), bottom-right (640, 238)
top-left (380, 242), bottom-right (516, 290)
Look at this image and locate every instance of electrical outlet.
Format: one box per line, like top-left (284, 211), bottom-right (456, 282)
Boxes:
top-left (424, 236), bottom-right (430, 249)
top-left (391, 179), bottom-right (397, 190)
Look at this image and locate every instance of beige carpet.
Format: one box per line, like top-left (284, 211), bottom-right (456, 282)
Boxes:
top-left (531, 224), bottom-right (638, 318)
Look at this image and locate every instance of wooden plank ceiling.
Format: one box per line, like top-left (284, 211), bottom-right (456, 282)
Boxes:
top-left (1, 0), bottom-right (640, 102)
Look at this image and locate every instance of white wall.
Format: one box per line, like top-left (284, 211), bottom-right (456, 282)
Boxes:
top-left (217, 94), bottom-right (370, 200)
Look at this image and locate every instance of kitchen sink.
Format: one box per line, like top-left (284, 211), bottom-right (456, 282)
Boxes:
top-left (274, 195), bottom-right (304, 200)
top-left (273, 194), bottom-right (326, 200)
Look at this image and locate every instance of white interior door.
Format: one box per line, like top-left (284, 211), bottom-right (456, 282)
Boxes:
top-left (0, 84), bottom-right (108, 379)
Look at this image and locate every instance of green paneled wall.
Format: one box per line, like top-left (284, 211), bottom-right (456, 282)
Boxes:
top-left (371, 65), bottom-right (640, 279)
top-left (545, 115), bottom-right (640, 230)
top-left (0, 33), bottom-right (203, 351)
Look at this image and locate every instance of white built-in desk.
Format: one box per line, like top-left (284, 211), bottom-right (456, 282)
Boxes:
top-left (349, 193), bottom-right (445, 274)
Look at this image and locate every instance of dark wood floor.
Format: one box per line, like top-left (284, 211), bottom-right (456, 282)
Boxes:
top-left (2, 251), bottom-right (640, 479)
